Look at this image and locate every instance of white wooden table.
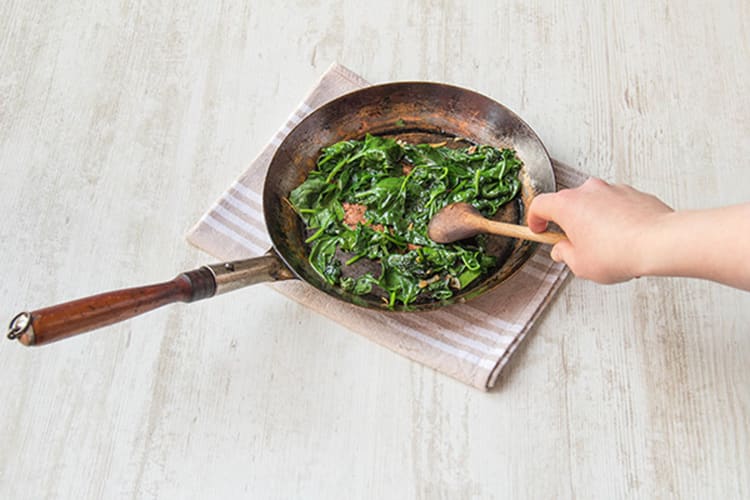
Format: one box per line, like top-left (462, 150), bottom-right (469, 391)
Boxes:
top-left (1, 2), bottom-right (749, 498)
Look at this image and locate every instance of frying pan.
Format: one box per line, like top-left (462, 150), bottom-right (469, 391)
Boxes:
top-left (6, 82), bottom-right (555, 347)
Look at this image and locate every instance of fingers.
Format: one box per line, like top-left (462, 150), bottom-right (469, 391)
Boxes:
top-left (527, 192), bottom-right (560, 233)
top-left (550, 240), bottom-right (575, 268)
top-left (528, 177), bottom-right (609, 233)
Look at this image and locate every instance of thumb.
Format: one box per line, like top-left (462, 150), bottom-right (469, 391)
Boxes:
top-left (550, 240), bottom-right (575, 268)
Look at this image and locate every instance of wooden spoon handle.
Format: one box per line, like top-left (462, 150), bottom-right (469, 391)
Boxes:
top-left (483, 220), bottom-right (567, 245)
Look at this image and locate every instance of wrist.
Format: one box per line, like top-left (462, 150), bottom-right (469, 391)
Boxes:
top-left (621, 203), bottom-right (750, 290)
top-left (629, 211), bottom-right (681, 279)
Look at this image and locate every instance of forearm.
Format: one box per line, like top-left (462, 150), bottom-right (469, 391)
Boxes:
top-left (638, 204), bottom-right (750, 290)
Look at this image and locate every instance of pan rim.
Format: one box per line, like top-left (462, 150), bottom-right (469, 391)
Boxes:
top-left (263, 81), bottom-right (555, 311)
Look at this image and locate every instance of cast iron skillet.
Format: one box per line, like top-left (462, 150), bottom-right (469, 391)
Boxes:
top-left (6, 82), bottom-right (554, 347)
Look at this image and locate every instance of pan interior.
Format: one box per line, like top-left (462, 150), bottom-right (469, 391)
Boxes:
top-left (315, 128), bottom-right (521, 306)
top-left (263, 82), bottom-right (554, 311)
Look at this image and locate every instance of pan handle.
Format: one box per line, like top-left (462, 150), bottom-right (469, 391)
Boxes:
top-left (6, 253), bottom-right (294, 347)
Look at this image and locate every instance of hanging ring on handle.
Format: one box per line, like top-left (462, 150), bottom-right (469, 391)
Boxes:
top-left (7, 312), bottom-right (31, 341)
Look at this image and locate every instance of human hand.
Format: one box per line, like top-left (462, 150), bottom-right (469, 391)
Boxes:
top-left (527, 178), bottom-right (674, 284)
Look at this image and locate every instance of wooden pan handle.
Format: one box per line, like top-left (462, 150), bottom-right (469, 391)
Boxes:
top-left (6, 254), bottom-right (295, 347)
top-left (6, 268), bottom-right (217, 346)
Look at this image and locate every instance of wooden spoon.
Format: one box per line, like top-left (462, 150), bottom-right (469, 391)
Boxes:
top-left (427, 202), bottom-right (567, 245)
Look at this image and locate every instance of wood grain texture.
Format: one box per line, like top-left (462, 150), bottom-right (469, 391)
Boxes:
top-left (20, 267), bottom-right (215, 346)
top-left (0, 1), bottom-right (748, 499)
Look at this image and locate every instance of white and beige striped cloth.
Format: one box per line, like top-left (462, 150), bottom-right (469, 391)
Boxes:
top-left (187, 63), bottom-right (587, 390)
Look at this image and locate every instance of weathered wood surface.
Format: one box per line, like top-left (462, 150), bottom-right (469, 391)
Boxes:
top-left (1, 1), bottom-right (748, 498)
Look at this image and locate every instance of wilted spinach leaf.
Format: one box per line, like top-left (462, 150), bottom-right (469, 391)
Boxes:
top-left (290, 134), bottom-right (522, 307)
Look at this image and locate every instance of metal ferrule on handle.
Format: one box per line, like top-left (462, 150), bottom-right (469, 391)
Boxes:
top-left (204, 253), bottom-right (295, 295)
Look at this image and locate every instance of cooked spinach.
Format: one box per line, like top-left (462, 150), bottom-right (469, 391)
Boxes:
top-left (289, 134), bottom-right (522, 307)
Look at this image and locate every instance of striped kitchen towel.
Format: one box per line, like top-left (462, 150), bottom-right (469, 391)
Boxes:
top-left (187, 63), bottom-right (587, 390)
